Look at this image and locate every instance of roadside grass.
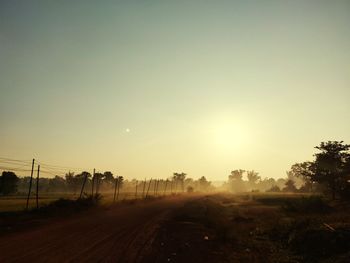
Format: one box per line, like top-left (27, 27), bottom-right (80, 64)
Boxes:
top-left (0, 192), bottom-right (171, 212)
top-left (168, 193), bottom-right (350, 263)
top-left (0, 194), bottom-right (102, 236)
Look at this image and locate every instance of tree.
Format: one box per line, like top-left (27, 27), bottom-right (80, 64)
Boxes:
top-left (247, 170), bottom-right (260, 189)
top-left (266, 185), bottom-right (281, 192)
top-left (283, 179), bottom-right (297, 192)
top-left (48, 176), bottom-right (66, 192)
top-left (229, 169), bottom-right (245, 181)
top-left (0, 171), bottom-right (19, 195)
top-left (102, 171), bottom-right (114, 190)
top-left (65, 172), bottom-right (90, 194)
top-left (173, 172), bottom-right (186, 192)
top-left (116, 176), bottom-right (124, 188)
top-left (313, 141), bottom-right (350, 199)
top-left (198, 176), bottom-right (211, 191)
top-left (288, 162), bottom-right (315, 190)
top-left (228, 170), bottom-right (245, 192)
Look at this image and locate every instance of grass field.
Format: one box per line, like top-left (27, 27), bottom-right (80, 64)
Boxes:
top-left (0, 191), bottom-right (176, 212)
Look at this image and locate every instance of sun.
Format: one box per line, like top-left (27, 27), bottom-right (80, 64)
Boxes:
top-left (213, 122), bottom-right (248, 150)
top-left (202, 115), bottom-right (253, 152)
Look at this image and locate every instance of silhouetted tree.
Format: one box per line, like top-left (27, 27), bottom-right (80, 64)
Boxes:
top-left (283, 179), bottom-right (297, 192)
top-left (312, 141), bottom-right (350, 199)
top-left (0, 171), bottom-right (19, 195)
top-left (266, 185), bottom-right (281, 192)
top-left (102, 171), bottom-right (114, 190)
top-left (228, 170), bottom-right (245, 192)
top-left (173, 172), bottom-right (186, 192)
top-left (198, 176), bottom-right (211, 191)
top-left (288, 162), bottom-right (315, 191)
top-left (48, 176), bottom-right (66, 192)
top-left (247, 170), bottom-right (260, 189)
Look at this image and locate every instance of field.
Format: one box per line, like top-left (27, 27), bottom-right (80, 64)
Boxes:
top-left (0, 191), bottom-right (168, 212)
top-left (0, 193), bottom-right (349, 263)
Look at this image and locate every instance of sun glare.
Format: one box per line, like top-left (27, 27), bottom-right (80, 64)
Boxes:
top-left (200, 115), bottom-right (253, 153)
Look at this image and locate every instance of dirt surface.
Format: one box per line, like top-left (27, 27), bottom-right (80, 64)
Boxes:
top-left (0, 196), bottom-right (195, 263)
top-left (1, 194), bottom-right (349, 263)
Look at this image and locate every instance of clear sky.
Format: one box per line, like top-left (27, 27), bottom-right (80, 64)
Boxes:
top-left (1, 1), bottom-right (350, 180)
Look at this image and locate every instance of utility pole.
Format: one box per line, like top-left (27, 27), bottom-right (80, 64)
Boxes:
top-left (113, 176), bottom-right (118, 203)
top-left (142, 178), bottom-right (146, 198)
top-left (91, 168), bottom-right (95, 197)
top-left (79, 172), bottom-right (88, 199)
top-left (36, 164), bottom-right (40, 209)
top-left (153, 179), bottom-right (157, 195)
top-left (156, 180), bottom-right (160, 196)
top-left (116, 177), bottom-right (121, 201)
top-left (164, 179), bottom-right (168, 195)
top-left (146, 178), bottom-right (152, 198)
top-left (135, 180), bottom-right (138, 199)
top-left (26, 159), bottom-right (35, 210)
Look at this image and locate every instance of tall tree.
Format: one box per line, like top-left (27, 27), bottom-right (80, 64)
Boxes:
top-left (313, 141), bottom-right (350, 199)
top-left (173, 172), bottom-right (186, 192)
top-left (247, 170), bottom-right (260, 189)
top-left (228, 169), bottom-right (245, 192)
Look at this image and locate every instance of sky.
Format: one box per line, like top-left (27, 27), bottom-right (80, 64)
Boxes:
top-left (1, 1), bottom-right (350, 181)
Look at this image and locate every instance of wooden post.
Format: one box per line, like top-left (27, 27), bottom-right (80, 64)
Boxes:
top-left (142, 178), bottom-right (146, 198)
top-left (116, 177), bottom-right (121, 201)
top-left (26, 159), bottom-right (35, 210)
top-left (153, 179), bottom-right (157, 195)
top-left (135, 180), bottom-right (138, 199)
top-left (79, 172), bottom-right (88, 199)
top-left (164, 179), bottom-right (168, 195)
top-left (36, 164), bottom-right (40, 209)
top-left (155, 180), bottom-right (158, 196)
top-left (145, 178), bottom-right (152, 198)
top-left (113, 176), bottom-right (118, 203)
top-left (91, 168), bottom-right (95, 197)
top-left (96, 173), bottom-right (100, 196)
top-left (156, 180), bottom-right (160, 196)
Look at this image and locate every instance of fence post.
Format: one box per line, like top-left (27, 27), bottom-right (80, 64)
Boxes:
top-left (26, 159), bottom-right (35, 210)
top-left (116, 177), bottom-right (121, 201)
top-left (145, 178), bottom-right (152, 198)
top-left (142, 178), bottom-right (146, 198)
top-left (135, 180), bottom-right (138, 199)
top-left (91, 168), bottom-right (95, 197)
top-left (36, 164), bottom-right (40, 209)
top-left (164, 179), bottom-right (168, 195)
top-left (113, 176), bottom-right (118, 203)
top-left (79, 172), bottom-right (88, 199)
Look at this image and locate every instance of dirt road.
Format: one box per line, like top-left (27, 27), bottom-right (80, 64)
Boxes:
top-left (0, 196), bottom-right (192, 263)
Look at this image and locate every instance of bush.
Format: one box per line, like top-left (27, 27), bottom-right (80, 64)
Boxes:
top-left (35, 194), bottom-right (101, 214)
top-left (281, 196), bottom-right (331, 214)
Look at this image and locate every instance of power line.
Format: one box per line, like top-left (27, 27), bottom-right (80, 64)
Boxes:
top-left (0, 157), bottom-right (31, 164)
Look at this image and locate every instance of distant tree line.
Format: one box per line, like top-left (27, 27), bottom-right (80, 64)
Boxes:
top-left (0, 170), bottom-right (213, 196)
top-left (227, 141), bottom-right (350, 200)
top-left (226, 169), bottom-right (295, 193)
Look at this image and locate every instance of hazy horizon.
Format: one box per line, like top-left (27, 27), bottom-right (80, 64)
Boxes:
top-left (1, 1), bottom-right (350, 181)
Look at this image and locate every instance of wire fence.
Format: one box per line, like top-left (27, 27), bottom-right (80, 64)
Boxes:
top-left (0, 157), bottom-right (188, 212)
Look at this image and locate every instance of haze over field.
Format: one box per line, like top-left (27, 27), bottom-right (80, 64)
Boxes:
top-left (1, 1), bottom-right (350, 180)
